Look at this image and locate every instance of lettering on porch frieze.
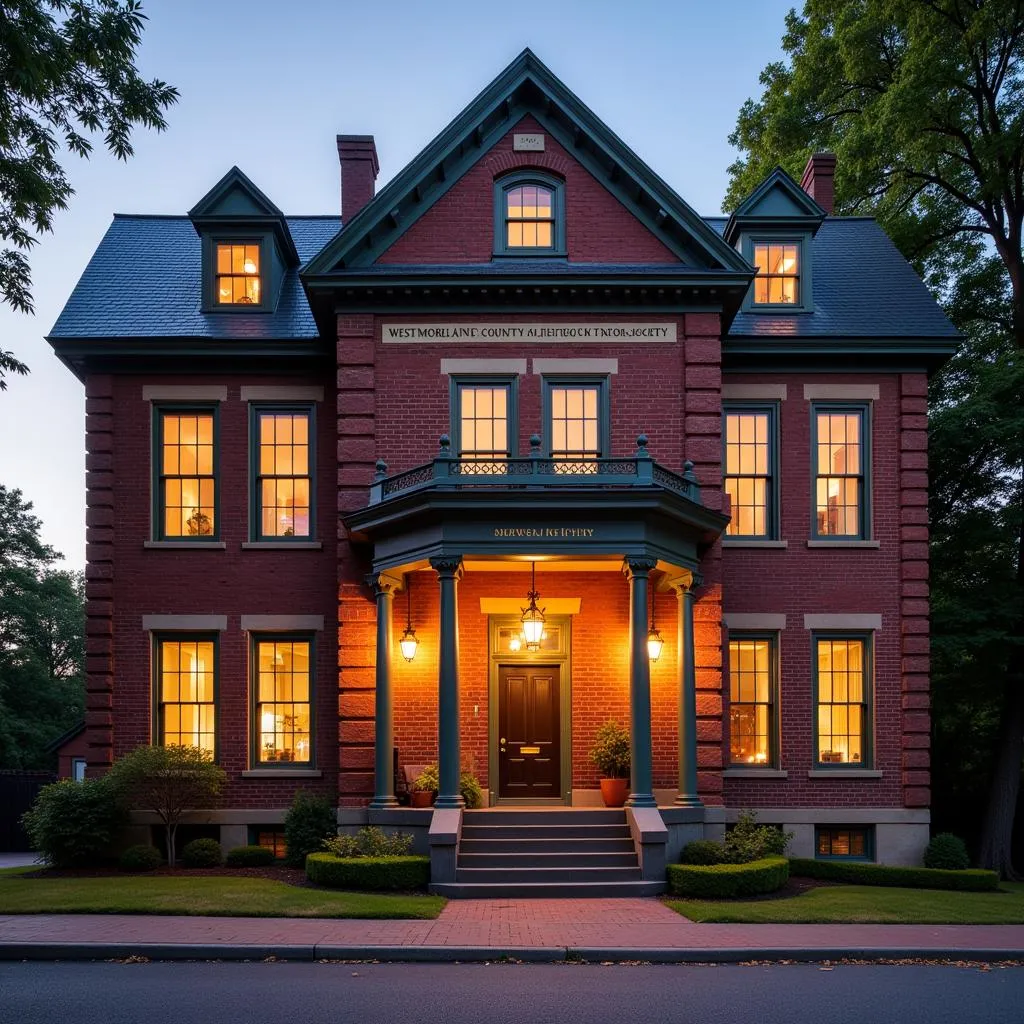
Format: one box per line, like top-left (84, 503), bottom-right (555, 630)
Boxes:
top-left (492, 526), bottom-right (596, 539)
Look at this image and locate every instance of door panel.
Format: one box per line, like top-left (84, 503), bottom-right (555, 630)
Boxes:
top-left (498, 665), bottom-right (561, 799)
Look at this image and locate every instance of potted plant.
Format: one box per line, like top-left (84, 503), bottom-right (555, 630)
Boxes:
top-left (411, 764), bottom-right (438, 807)
top-left (589, 720), bottom-right (631, 807)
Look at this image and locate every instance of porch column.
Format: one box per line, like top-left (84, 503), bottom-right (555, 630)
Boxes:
top-left (670, 571), bottom-right (703, 807)
top-left (623, 557), bottom-right (657, 808)
top-left (431, 556), bottom-right (465, 809)
top-left (369, 573), bottom-right (400, 809)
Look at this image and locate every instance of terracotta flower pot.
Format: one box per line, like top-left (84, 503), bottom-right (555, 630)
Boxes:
top-left (410, 790), bottom-right (435, 808)
top-left (599, 777), bottom-right (629, 808)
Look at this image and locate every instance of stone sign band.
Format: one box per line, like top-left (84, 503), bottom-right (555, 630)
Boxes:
top-left (382, 322), bottom-right (678, 343)
top-left (493, 527), bottom-right (597, 538)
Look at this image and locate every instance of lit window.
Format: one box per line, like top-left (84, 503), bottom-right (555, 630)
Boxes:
top-left (71, 758), bottom-right (87, 782)
top-left (753, 242), bottom-right (799, 304)
top-left (547, 381), bottom-right (605, 471)
top-left (724, 408), bottom-right (775, 537)
top-left (255, 638), bottom-right (312, 765)
top-left (816, 636), bottom-right (870, 766)
top-left (505, 184), bottom-right (554, 249)
top-left (817, 826), bottom-right (872, 860)
top-left (254, 828), bottom-right (287, 859)
top-left (814, 406), bottom-right (867, 538)
top-left (729, 636), bottom-right (775, 766)
top-left (157, 410), bottom-right (216, 539)
top-left (216, 242), bottom-right (261, 305)
top-left (458, 384), bottom-right (511, 466)
top-left (254, 409), bottom-right (313, 539)
top-left (157, 638), bottom-right (216, 754)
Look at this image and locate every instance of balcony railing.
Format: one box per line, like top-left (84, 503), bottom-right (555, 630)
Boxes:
top-left (368, 434), bottom-right (703, 506)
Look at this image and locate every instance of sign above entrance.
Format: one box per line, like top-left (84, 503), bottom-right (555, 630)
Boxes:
top-left (381, 322), bottom-right (677, 344)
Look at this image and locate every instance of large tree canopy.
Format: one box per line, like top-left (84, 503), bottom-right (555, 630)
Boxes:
top-left (726, 0), bottom-right (1024, 875)
top-left (0, 0), bottom-right (177, 386)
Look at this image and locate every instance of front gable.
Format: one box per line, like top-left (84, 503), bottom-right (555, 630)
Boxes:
top-left (724, 167), bottom-right (826, 245)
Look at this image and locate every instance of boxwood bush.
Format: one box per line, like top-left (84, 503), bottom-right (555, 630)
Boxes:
top-left (667, 855), bottom-right (789, 898)
top-left (306, 853), bottom-right (430, 891)
top-left (283, 790), bottom-right (336, 868)
top-left (679, 839), bottom-right (730, 865)
top-left (118, 844), bottom-right (163, 872)
top-left (21, 777), bottom-right (124, 868)
top-left (181, 837), bottom-right (223, 868)
top-left (225, 845), bottom-right (276, 867)
top-left (923, 833), bottom-right (970, 871)
top-left (788, 857), bottom-right (998, 891)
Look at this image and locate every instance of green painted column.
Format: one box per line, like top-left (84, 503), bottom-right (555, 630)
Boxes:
top-left (369, 574), bottom-right (399, 810)
top-left (672, 572), bottom-right (703, 807)
top-left (431, 556), bottom-right (465, 809)
top-left (623, 557), bottom-right (657, 808)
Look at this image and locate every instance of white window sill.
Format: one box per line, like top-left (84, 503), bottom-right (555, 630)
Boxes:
top-left (241, 542), bottom-right (323, 550)
top-left (806, 540), bottom-right (880, 549)
top-left (806, 769), bottom-right (883, 779)
top-left (241, 769), bottom-right (321, 778)
top-left (144, 541), bottom-right (226, 550)
top-left (723, 540), bottom-right (788, 549)
top-left (721, 768), bottom-right (788, 779)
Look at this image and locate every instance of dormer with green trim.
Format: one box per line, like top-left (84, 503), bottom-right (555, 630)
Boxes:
top-left (188, 167), bottom-right (300, 314)
top-left (725, 167), bottom-right (826, 313)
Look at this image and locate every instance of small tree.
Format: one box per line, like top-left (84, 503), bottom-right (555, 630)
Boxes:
top-left (109, 745), bottom-right (226, 867)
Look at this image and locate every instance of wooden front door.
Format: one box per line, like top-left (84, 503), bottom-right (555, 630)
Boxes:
top-left (498, 664), bottom-right (561, 799)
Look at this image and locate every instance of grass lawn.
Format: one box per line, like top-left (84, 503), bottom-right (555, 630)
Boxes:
top-left (0, 867), bottom-right (445, 919)
top-left (667, 882), bottom-right (1024, 925)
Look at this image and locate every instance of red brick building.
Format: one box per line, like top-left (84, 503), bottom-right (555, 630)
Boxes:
top-left (49, 51), bottom-right (957, 893)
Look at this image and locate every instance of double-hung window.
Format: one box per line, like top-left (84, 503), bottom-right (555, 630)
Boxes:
top-left (494, 172), bottom-right (565, 255)
top-left (543, 377), bottom-right (608, 472)
top-left (728, 634), bottom-right (778, 767)
top-left (753, 240), bottom-right (800, 305)
top-left (155, 636), bottom-right (217, 755)
top-left (451, 377), bottom-right (517, 469)
top-left (215, 241), bottom-right (262, 305)
top-left (155, 407), bottom-right (217, 540)
top-left (723, 405), bottom-right (777, 538)
top-left (814, 634), bottom-right (872, 767)
top-left (812, 404), bottom-right (869, 539)
top-left (252, 406), bottom-right (315, 540)
top-left (253, 636), bottom-right (314, 766)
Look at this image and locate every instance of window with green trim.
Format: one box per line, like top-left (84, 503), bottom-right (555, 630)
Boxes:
top-left (728, 633), bottom-right (777, 767)
top-left (494, 172), bottom-right (565, 255)
top-left (252, 406), bottom-right (314, 540)
top-left (250, 826), bottom-right (287, 859)
top-left (451, 377), bottom-right (517, 468)
top-left (542, 377), bottom-right (609, 471)
top-left (253, 636), bottom-right (313, 766)
top-left (816, 826), bottom-right (874, 860)
top-left (155, 407), bottom-right (217, 539)
top-left (812, 404), bottom-right (869, 539)
top-left (155, 636), bottom-right (217, 755)
top-left (215, 241), bottom-right (262, 305)
top-left (753, 240), bottom-right (800, 305)
top-left (815, 634), bottom-right (872, 767)
top-left (723, 405), bottom-right (777, 538)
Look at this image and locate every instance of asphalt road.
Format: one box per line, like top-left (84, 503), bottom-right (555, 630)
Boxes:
top-left (1, 961), bottom-right (1022, 1023)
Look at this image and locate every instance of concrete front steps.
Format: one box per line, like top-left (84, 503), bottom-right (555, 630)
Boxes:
top-left (430, 808), bottom-right (666, 899)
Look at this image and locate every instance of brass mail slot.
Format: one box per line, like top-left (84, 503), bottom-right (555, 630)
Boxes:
top-left (519, 746), bottom-right (541, 755)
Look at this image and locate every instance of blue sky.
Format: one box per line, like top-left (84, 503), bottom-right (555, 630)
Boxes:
top-left (0, 0), bottom-right (793, 566)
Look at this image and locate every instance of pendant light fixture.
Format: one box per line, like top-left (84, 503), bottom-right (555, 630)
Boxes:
top-left (520, 561), bottom-right (546, 652)
top-left (647, 586), bottom-right (664, 663)
top-left (399, 580), bottom-right (419, 662)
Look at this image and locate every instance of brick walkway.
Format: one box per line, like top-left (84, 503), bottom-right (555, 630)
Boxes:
top-left (2, 899), bottom-right (1024, 956)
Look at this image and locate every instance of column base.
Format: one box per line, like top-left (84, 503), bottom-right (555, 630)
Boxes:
top-left (626, 793), bottom-right (657, 808)
top-left (434, 795), bottom-right (466, 810)
top-left (674, 794), bottom-right (704, 809)
top-left (368, 796), bottom-right (400, 810)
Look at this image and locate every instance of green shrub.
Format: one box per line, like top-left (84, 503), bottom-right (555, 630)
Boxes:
top-left (923, 833), bottom-right (970, 871)
top-left (118, 844), bottom-right (163, 872)
top-left (667, 856), bottom-right (789, 898)
top-left (322, 826), bottom-right (414, 858)
top-left (680, 839), bottom-right (731, 865)
top-left (306, 853), bottom-right (430, 890)
top-left (589, 720), bottom-right (630, 778)
top-left (181, 837), bottom-right (223, 868)
top-left (225, 845), bottom-right (276, 867)
top-left (725, 810), bottom-right (792, 863)
top-left (283, 790), bottom-right (337, 868)
top-left (21, 777), bottom-right (125, 868)
top-left (788, 858), bottom-right (998, 891)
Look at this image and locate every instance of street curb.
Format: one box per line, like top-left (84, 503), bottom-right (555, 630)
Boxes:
top-left (2, 942), bottom-right (1023, 963)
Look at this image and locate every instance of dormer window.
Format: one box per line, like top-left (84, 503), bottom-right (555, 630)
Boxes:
top-left (216, 242), bottom-right (262, 305)
top-left (753, 241), bottom-right (799, 305)
top-left (494, 172), bottom-right (565, 256)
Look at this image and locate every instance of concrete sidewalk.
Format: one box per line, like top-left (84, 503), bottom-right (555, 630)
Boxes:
top-left (2, 899), bottom-right (1024, 963)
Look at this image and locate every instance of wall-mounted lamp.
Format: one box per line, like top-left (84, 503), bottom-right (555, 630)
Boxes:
top-left (399, 580), bottom-right (419, 662)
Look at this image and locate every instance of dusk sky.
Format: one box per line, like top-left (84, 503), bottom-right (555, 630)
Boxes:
top-left (0, 0), bottom-right (792, 568)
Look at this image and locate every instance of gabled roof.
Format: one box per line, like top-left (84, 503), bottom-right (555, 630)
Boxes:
top-left (303, 48), bottom-right (752, 277)
top-left (724, 167), bottom-right (826, 244)
top-left (188, 166), bottom-right (300, 265)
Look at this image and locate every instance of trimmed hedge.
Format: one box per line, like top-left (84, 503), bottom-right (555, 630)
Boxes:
top-left (667, 856), bottom-right (789, 899)
top-left (225, 845), bottom-right (276, 867)
top-left (306, 853), bottom-right (430, 891)
top-left (788, 858), bottom-right (999, 892)
top-left (181, 837), bottom-right (223, 868)
top-left (119, 844), bottom-right (163, 872)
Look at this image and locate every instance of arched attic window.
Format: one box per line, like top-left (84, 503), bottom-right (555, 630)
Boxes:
top-left (493, 171), bottom-right (566, 256)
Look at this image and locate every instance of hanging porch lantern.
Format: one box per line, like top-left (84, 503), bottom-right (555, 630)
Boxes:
top-left (520, 561), bottom-right (546, 652)
top-left (647, 588), bottom-right (664, 662)
top-left (399, 581), bottom-right (419, 662)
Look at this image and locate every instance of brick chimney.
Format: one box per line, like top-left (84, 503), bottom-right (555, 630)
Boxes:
top-left (800, 152), bottom-right (836, 215)
top-left (337, 135), bottom-right (379, 223)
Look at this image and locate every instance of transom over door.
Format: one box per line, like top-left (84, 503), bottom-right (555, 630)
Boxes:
top-left (498, 664), bottom-right (561, 799)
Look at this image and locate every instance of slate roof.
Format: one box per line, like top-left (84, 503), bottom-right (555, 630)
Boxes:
top-left (706, 217), bottom-right (959, 338)
top-left (48, 215), bottom-right (341, 340)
